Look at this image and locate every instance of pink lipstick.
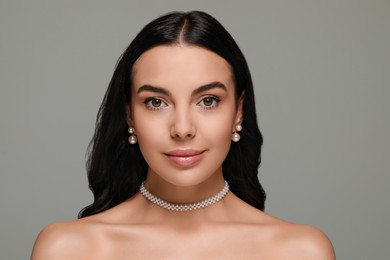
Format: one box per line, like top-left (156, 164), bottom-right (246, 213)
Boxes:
top-left (164, 149), bottom-right (205, 167)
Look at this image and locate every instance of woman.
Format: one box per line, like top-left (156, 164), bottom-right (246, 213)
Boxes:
top-left (32, 11), bottom-right (335, 259)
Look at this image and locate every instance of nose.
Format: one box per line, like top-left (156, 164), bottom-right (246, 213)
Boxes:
top-left (170, 107), bottom-right (196, 140)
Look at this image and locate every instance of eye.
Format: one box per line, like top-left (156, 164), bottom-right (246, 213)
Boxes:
top-left (197, 96), bottom-right (220, 109)
top-left (144, 97), bottom-right (167, 110)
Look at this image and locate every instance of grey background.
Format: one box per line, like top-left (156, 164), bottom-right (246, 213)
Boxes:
top-left (1, 0), bottom-right (389, 259)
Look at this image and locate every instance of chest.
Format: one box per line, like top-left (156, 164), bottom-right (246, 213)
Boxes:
top-left (93, 228), bottom-right (269, 259)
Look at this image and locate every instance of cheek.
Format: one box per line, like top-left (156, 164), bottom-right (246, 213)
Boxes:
top-left (131, 107), bottom-right (168, 155)
top-left (198, 114), bottom-right (234, 147)
top-left (133, 118), bottom-right (166, 170)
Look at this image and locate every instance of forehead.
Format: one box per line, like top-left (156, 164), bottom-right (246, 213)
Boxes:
top-left (132, 45), bottom-right (234, 90)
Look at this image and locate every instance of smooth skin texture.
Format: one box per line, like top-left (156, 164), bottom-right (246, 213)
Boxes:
top-left (31, 45), bottom-right (335, 259)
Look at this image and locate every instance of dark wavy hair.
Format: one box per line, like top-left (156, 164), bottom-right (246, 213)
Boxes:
top-left (79, 11), bottom-right (266, 218)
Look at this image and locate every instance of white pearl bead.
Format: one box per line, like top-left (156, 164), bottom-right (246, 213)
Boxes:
top-left (232, 132), bottom-right (240, 142)
top-left (129, 135), bottom-right (137, 144)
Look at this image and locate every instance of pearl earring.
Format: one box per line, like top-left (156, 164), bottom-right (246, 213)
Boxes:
top-left (128, 127), bottom-right (137, 144)
top-left (232, 124), bottom-right (242, 142)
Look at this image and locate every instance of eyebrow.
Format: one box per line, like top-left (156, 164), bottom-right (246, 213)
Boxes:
top-left (136, 81), bottom-right (227, 97)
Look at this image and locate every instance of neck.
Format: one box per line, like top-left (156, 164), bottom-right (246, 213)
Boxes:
top-left (143, 168), bottom-right (226, 205)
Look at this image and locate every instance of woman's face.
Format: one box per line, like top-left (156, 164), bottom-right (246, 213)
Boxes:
top-left (129, 45), bottom-right (242, 187)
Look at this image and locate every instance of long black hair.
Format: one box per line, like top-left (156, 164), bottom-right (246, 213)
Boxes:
top-left (79, 11), bottom-right (265, 218)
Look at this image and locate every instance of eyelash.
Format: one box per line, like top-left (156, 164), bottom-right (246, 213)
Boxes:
top-left (143, 96), bottom-right (221, 111)
top-left (197, 96), bottom-right (221, 109)
top-left (144, 97), bottom-right (167, 111)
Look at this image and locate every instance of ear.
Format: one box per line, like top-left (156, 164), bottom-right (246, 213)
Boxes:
top-left (234, 92), bottom-right (244, 128)
top-left (125, 103), bottom-right (133, 127)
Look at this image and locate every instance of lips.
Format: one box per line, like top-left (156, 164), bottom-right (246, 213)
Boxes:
top-left (164, 149), bottom-right (205, 167)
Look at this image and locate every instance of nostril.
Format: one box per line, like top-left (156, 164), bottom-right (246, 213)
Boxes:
top-left (170, 112), bottom-right (196, 139)
top-left (170, 123), bottom-right (196, 140)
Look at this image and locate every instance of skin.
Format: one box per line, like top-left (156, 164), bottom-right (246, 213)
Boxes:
top-left (31, 45), bottom-right (335, 259)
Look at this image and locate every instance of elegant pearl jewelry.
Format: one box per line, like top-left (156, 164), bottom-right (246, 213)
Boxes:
top-left (232, 132), bottom-right (240, 142)
top-left (232, 124), bottom-right (242, 142)
top-left (139, 181), bottom-right (230, 211)
top-left (128, 127), bottom-right (137, 144)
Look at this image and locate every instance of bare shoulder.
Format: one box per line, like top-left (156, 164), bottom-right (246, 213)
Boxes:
top-left (275, 222), bottom-right (336, 259)
top-left (30, 200), bottom-right (139, 260)
top-left (31, 219), bottom-right (96, 260)
top-left (249, 211), bottom-right (336, 259)
top-left (228, 198), bottom-right (335, 259)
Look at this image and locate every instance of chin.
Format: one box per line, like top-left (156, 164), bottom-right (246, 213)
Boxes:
top-left (153, 165), bottom-right (222, 188)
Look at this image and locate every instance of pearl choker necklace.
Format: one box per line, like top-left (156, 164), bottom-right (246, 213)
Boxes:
top-left (139, 181), bottom-right (230, 211)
